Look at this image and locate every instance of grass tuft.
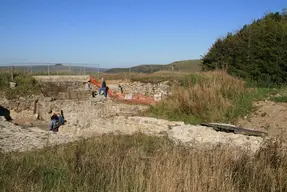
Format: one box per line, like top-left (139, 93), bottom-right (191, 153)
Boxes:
top-left (271, 96), bottom-right (287, 103)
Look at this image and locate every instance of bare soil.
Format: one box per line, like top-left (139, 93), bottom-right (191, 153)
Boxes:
top-left (237, 100), bottom-right (287, 138)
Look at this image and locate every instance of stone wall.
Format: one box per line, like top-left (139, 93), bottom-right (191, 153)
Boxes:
top-left (57, 91), bottom-right (93, 100)
top-left (40, 81), bottom-right (91, 97)
top-left (35, 76), bottom-right (97, 99)
top-left (118, 81), bottom-right (170, 96)
top-left (33, 75), bottom-right (90, 82)
top-left (0, 97), bottom-right (38, 121)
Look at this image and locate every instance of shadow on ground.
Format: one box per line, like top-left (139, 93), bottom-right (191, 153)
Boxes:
top-left (0, 105), bottom-right (12, 121)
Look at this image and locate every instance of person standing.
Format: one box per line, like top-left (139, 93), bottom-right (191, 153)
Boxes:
top-left (85, 81), bottom-right (96, 97)
top-left (85, 81), bottom-right (92, 90)
top-left (99, 77), bottom-right (107, 98)
top-left (58, 110), bottom-right (65, 125)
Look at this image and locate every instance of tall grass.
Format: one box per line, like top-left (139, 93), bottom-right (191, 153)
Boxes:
top-left (129, 71), bottom-right (189, 84)
top-left (96, 71), bottom-right (188, 84)
top-left (0, 133), bottom-right (286, 192)
top-left (0, 72), bottom-right (41, 99)
top-left (147, 71), bottom-right (266, 124)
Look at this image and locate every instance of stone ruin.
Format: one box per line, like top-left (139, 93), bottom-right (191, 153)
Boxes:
top-left (35, 75), bottom-right (171, 101)
top-left (0, 76), bottom-right (265, 153)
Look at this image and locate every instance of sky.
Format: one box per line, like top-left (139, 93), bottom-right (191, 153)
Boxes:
top-left (0, 0), bottom-right (285, 68)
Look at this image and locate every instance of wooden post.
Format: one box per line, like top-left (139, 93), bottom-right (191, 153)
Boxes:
top-left (129, 67), bottom-right (131, 78)
top-left (10, 66), bottom-right (14, 82)
top-left (98, 64), bottom-right (100, 79)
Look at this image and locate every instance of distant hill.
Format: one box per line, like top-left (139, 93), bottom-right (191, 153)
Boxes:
top-left (105, 59), bottom-right (202, 73)
top-left (0, 65), bottom-right (109, 74)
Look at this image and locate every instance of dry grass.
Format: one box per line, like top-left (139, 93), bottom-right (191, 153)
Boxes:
top-left (0, 72), bottom-right (41, 99)
top-left (147, 71), bottom-right (261, 124)
top-left (130, 71), bottom-right (190, 83)
top-left (0, 133), bottom-right (286, 192)
top-left (97, 71), bottom-right (189, 84)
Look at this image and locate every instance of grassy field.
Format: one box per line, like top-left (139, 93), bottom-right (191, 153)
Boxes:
top-left (105, 59), bottom-right (202, 74)
top-left (1, 70), bottom-right (287, 192)
top-left (169, 60), bottom-right (202, 72)
top-left (0, 133), bottom-right (286, 192)
top-left (88, 71), bottom-right (190, 84)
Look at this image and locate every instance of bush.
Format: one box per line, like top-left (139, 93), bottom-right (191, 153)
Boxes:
top-left (271, 95), bottom-right (287, 103)
top-left (0, 73), bottom-right (11, 89)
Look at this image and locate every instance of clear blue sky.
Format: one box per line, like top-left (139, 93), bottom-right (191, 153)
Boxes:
top-left (0, 0), bottom-right (285, 68)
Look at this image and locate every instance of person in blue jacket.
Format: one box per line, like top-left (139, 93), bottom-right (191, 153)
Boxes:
top-left (49, 110), bottom-right (65, 132)
top-left (99, 77), bottom-right (107, 98)
top-left (49, 112), bottom-right (59, 131)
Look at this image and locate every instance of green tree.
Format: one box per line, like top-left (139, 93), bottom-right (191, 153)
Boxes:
top-left (202, 10), bottom-right (287, 87)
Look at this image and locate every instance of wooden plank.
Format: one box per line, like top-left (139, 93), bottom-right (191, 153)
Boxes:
top-left (200, 123), bottom-right (268, 137)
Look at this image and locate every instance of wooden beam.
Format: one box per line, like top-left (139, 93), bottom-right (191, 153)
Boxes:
top-left (201, 123), bottom-right (268, 137)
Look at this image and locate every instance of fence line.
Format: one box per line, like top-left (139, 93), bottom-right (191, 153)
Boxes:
top-left (0, 63), bottom-right (101, 77)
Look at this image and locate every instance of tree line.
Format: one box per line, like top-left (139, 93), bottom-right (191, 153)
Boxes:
top-left (202, 9), bottom-right (287, 87)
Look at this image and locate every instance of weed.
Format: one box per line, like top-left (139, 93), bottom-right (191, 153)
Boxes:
top-left (271, 96), bottom-right (287, 103)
